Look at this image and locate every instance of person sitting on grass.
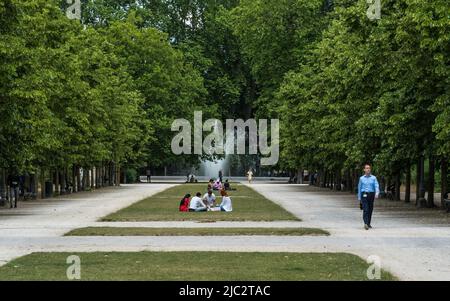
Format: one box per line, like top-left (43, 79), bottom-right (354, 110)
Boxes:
top-left (202, 190), bottom-right (216, 207)
top-left (218, 189), bottom-right (233, 212)
top-left (224, 179), bottom-right (233, 191)
top-left (207, 179), bottom-right (214, 190)
top-left (189, 192), bottom-right (208, 212)
top-left (212, 179), bottom-right (222, 191)
top-left (179, 194), bottom-right (191, 212)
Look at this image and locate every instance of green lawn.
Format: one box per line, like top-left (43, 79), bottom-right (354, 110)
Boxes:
top-left (101, 184), bottom-right (299, 222)
top-left (65, 227), bottom-right (329, 236)
top-left (0, 252), bottom-right (396, 281)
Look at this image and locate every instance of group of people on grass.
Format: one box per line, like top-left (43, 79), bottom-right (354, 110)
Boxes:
top-left (179, 184), bottom-right (233, 213)
top-left (207, 178), bottom-right (233, 192)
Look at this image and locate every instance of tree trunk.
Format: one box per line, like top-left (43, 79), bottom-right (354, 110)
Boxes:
top-left (76, 166), bottom-right (81, 192)
top-left (99, 165), bottom-right (102, 187)
top-left (91, 167), bottom-right (96, 189)
top-left (105, 164), bottom-right (109, 186)
top-left (30, 172), bottom-right (37, 199)
top-left (1, 168), bottom-right (6, 199)
top-left (441, 159), bottom-right (448, 208)
top-left (333, 171), bottom-right (337, 190)
top-left (111, 163), bottom-right (114, 186)
top-left (71, 165), bottom-right (75, 192)
top-left (60, 168), bottom-right (66, 195)
top-left (297, 168), bottom-right (303, 184)
top-left (116, 164), bottom-right (121, 186)
top-left (427, 157), bottom-right (435, 208)
top-left (55, 169), bottom-right (60, 196)
top-left (353, 169), bottom-right (359, 194)
top-left (96, 166), bottom-right (100, 188)
top-left (386, 177), bottom-right (392, 199)
top-left (415, 160), bottom-right (420, 205)
top-left (41, 168), bottom-right (46, 199)
top-left (417, 155), bottom-right (427, 207)
top-left (328, 171), bottom-right (332, 189)
top-left (110, 163), bottom-right (114, 186)
top-left (102, 163), bottom-right (107, 187)
top-left (345, 170), bottom-right (352, 192)
top-left (336, 170), bottom-right (342, 191)
top-left (327, 171), bottom-right (331, 189)
top-left (379, 176), bottom-right (386, 198)
top-left (405, 165), bottom-right (411, 203)
top-left (395, 172), bottom-right (401, 201)
top-left (84, 167), bottom-right (89, 190)
top-left (109, 164), bottom-right (113, 186)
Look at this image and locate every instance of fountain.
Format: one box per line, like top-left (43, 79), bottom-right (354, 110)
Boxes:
top-left (198, 119), bottom-right (231, 180)
top-left (199, 156), bottom-right (230, 180)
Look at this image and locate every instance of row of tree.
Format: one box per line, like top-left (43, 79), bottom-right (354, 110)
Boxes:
top-left (230, 0), bottom-right (449, 207)
top-left (0, 0), bottom-right (217, 197)
top-left (1, 0), bottom-right (448, 206)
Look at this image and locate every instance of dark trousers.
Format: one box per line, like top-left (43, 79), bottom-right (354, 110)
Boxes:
top-left (361, 192), bottom-right (375, 226)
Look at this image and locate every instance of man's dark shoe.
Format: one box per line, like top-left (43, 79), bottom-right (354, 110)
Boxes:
top-left (364, 224), bottom-right (369, 230)
top-left (368, 225), bottom-right (373, 229)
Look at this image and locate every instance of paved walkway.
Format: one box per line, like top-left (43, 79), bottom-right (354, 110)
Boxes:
top-left (0, 184), bottom-right (174, 264)
top-left (0, 183), bottom-right (449, 280)
top-left (247, 184), bottom-right (450, 281)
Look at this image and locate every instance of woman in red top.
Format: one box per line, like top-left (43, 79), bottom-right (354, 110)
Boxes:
top-left (179, 194), bottom-right (191, 212)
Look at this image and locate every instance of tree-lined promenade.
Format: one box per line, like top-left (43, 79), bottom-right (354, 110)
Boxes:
top-left (231, 0), bottom-right (449, 208)
top-left (0, 0), bottom-right (214, 199)
top-left (1, 0), bottom-right (449, 209)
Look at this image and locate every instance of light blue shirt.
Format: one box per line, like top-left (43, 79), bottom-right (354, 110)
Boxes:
top-left (358, 175), bottom-right (380, 201)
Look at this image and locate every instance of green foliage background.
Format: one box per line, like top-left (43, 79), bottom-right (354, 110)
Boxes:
top-left (1, 0), bottom-right (449, 182)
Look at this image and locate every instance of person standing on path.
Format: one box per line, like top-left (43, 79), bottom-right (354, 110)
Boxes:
top-left (358, 164), bottom-right (380, 230)
top-left (146, 168), bottom-right (152, 183)
top-left (247, 169), bottom-right (253, 184)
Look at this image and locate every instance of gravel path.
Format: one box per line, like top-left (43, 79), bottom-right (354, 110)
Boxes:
top-left (246, 184), bottom-right (450, 281)
top-left (0, 184), bottom-right (174, 263)
top-left (0, 183), bottom-right (449, 281)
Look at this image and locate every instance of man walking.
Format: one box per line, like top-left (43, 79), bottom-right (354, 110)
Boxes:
top-left (358, 164), bottom-right (380, 230)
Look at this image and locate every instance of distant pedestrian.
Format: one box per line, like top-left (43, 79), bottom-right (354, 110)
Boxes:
top-left (146, 168), bottom-right (152, 183)
top-left (247, 169), bottom-right (253, 184)
top-left (358, 164), bottom-right (380, 230)
top-left (7, 174), bottom-right (19, 208)
top-left (218, 170), bottom-right (223, 183)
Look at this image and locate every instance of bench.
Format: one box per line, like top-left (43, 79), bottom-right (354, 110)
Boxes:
top-left (22, 192), bottom-right (34, 201)
top-left (386, 184), bottom-right (395, 201)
